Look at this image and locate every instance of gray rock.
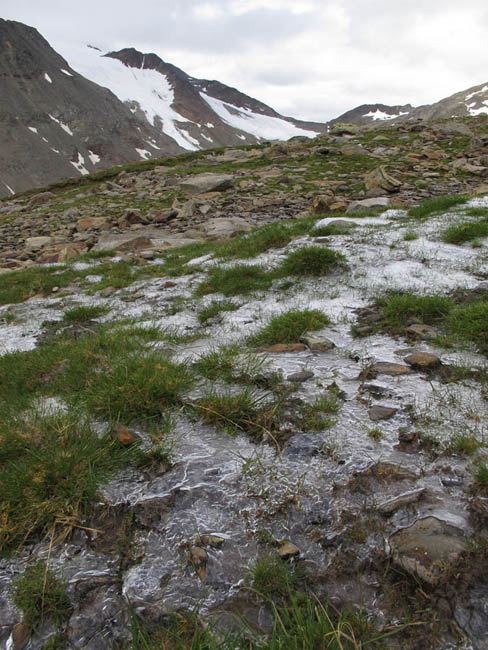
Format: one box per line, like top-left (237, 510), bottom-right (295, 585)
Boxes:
top-left (389, 516), bottom-right (468, 585)
top-left (364, 166), bottom-right (402, 193)
top-left (378, 487), bottom-right (425, 514)
top-left (199, 217), bottom-right (251, 240)
top-left (346, 197), bottom-right (389, 213)
top-left (373, 362), bottom-right (410, 376)
top-left (368, 405), bottom-right (398, 421)
top-left (286, 370), bottom-right (314, 382)
top-left (300, 335), bottom-right (336, 351)
top-left (178, 173), bottom-right (234, 194)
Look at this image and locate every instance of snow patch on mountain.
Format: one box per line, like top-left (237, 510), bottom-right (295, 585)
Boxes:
top-left (67, 49), bottom-right (199, 151)
top-left (71, 153), bottom-right (89, 175)
top-left (363, 109), bottom-right (410, 121)
top-left (44, 72), bottom-right (52, 83)
top-left (200, 92), bottom-right (319, 141)
top-left (49, 114), bottom-right (73, 135)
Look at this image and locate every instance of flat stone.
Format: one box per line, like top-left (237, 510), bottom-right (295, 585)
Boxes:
top-left (278, 542), bottom-right (300, 559)
top-left (24, 236), bottom-right (53, 251)
top-left (259, 344), bottom-right (307, 353)
top-left (406, 323), bottom-right (437, 339)
top-left (368, 405), bottom-right (398, 421)
top-left (373, 362), bottom-right (410, 376)
top-left (378, 487), bottom-right (425, 514)
top-left (112, 423), bottom-right (140, 446)
top-left (300, 335), bottom-right (336, 351)
top-left (287, 370), bottom-right (314, 382)
top-left (389, 516), bottom-right (468, 585)
top-left (199, 217), bottom-right (251, 240)
top-left (404, 352), bottom-right (441, 370)
top-left (346, 197), bottom-right (389, 212)
top-left (93, 234), bottom-right (153, 252)
top-left (76, 217), bottom-right (111, 232)
top-left (178, 173), bottom-right (234, 194)
top-left (11, 621), bottom-right (31, 649)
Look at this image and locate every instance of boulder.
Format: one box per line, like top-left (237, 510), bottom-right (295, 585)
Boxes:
top-left (27, 191), bottom-right (55, 209)
top-left (93, 234), bottom-right (153, 252)
top-left (178, 173), bottom-right (234, 194)
top-left (404, 352), bottom-right (441, 370)
top-left (24, 236), bottom-right (53, 251)
top-left (311, 193), bottom-right (335, 214)
top-left (329, 123), bottom-right (360, 136)
top-left (76, 217), bottom-right (111, 232)
top-left (373, 362), bottom-right (410, 376)
top-left (364, 166), bottom-right (402, 193)
top-left (368, 405), bottom-right (398, 421)
top-left (117, 210), bottom-right (149, 228)
top-left (199, 217), bottom-right (251, 240)
top-left (300, 335), bottom-right (336, 351)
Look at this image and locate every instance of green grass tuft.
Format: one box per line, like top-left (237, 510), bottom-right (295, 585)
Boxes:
top-left (280, 246), bottom-right (344, 276)
top-left (197, 300), bottom-right (239, 324)
top-left (249, 309), bottom-right (329, 346)
top-left (408, 194), bottom-right (469, 218)
top-left (447, 301), bottom-right (488, 354)
top-left (195, 264), bottom-right (276, 297)
top-left (443, 219), bottom-right (488, 245)
top-left (83, 354), bottom-right (195, 423)
top-left (376, 292), bottom-right (453, 334)
top-left (62, 304), bottom-right (109, 322)
top-left (0, 411), bottom-right (135, 552)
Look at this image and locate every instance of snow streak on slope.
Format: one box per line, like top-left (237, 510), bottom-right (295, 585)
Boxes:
top-left (363, 109), bottom-right (410, 121)
top-left (200, 92), bottom-right (319, 141)
top-left (68, 49), bottom-right (199, 151)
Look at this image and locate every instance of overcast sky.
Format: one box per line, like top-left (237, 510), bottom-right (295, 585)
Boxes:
top-left (2, 0), bottom-right (488, 122)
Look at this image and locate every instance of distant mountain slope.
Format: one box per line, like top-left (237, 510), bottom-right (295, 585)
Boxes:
top-left (0, 19), bottom-right (325, 195)
top-left (394, 80), bottom-right (488, 122)
top-left (328, 103), bottom-right (413, 126)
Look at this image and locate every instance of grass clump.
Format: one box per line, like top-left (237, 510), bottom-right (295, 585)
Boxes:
top-left (0, 265), bottom-right (82, 305)
top-left (84, 353), bottom-right (195, 424)
top-left (197, 300), bottom-right (239, 324)
top-left (299, 395), bottom-right (341, 431)
top-left (312, 223), bottom-right (355, 237)
top-left (408, 194), bottom-right (469, 219)
top-left (443, 219), bottom-right (488, 244)
top-left (250, 555), bottom-right (301, 600)
top-left (376, 292), bottom-right (453, 334)
top-left (11, 562), bottom-right (72, 626)
top-left (403, 230), bottom-right (419, 241)
top-left (474, 462), bottom-right (488, 492)
top-left (447, 302), bottom-right (488, 354)
top-left (280, 246), bottom-right (344, 276)
top-left (195, 389), bottom-right (277, 439)
top-left (249, 309), bottom-right (329, 346)
top-left (448, 434), bottom-right (482, 456)
top-left (62, 304), bottom-right (109, 322)
top-left (0, 411), bottom-right (135, 552)
top-left (195, 264), bottom-right (276, 297)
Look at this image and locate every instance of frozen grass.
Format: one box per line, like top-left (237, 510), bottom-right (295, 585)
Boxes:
top-left (11, 562), bottom-right (72, 626)
top-left (249, 309), bottom-right (330, 346)
top-left (299, 395), bottom-right (341, 431)
top-left (447, 301), bottom-right (488, 354)
top-left (197, 300), bottom-right (239, 324)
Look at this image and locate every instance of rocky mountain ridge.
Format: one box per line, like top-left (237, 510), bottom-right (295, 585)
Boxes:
top-left (0, 19), bottom-right (325, 195)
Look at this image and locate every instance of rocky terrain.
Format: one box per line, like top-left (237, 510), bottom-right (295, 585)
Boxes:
top-left (0, 115), bottom-right (487, 650)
